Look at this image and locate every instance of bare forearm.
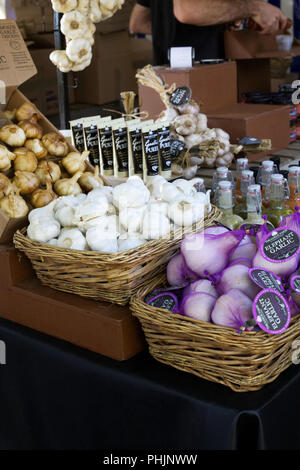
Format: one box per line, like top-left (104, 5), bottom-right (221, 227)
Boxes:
top-left (173, 0), bottom-right (262, 26)
top-left (129, 5), bottom-right (152, 35)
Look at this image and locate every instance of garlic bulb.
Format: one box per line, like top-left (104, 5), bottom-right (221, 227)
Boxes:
top-left (86, 226), bottom-right (119, 253)
top-left (26, 137), bottom-right (47, 160)
top-left (61, 11), bottom-right (89, 40)
top-left (184, 133), bottom-right (205, 149)
top-left (195, 114), bottom-right (208, 133)
top-left (14, 148), bottom-right (38, 172)
top-left (73, 197), bottom-right (109, 225)
top-left (71, 55), bottom-right (92, 72)
top-left (13, 171), bottom-right (40, 195)
top-left (57, 228), bottom-right (87, 251)
top-left (42, 133), bottom-right (69, 157)
top-left (0, 124), bottom-right (26, 147)
top-left (54, 194), bottom-right (86, 213)
top-left (15, 102), bottom-right (39, 123)
top-left (18, 120), bottom-right (43, 139)
top-left (0, 144), bottom-right (15, 171)
top-left (146, 175), bottom-right (166, 200)
top-left (28, 200), bottom-right (58, 224)
top-left (214, 128), bottom-right (230, 141)
top-left (173, 114), bottom-right (197, 136)
top-left (0, 174), bottom-right (12, 199)
top-left (176, 99), bottom-right (200, 116)
top-left (118, 233), bottom-right (146, 252)
top-left (216, 153), bottom-right (234, 168)
top-left (27, 218), bottom-right (61, 243)
top-left (0, 185), bottom-right (29, 219)
top-left (35, 160), bottom-right (61, 185)
top-left (142, 212), bottom-right (171, 240)
top-left (48, 238), bottom-right (58, 246)
top-left (51, 0), bottom-right (77, 13)
top-left (66, 38), bottom-right (92, 64)
top-left (168, 196), bottom-right (204, 227)
top-left (119, 206), bottom-right (146, 233)
top-left (146, 201), bottom-right (169, 218)
top-left (172, 179), bottom-right (197, 198)
top-left (49, 50), bottom-right (73, 73)
top-left (62, 150), bottom-right (89, 175)
top-left (30, 178), bottom-right (57, 208)
top-left (161, 182), bottom-right (181, 202)
top-left (157, 107), bottom-right (178, 123)
top-left (77, 0), bottom-right (90, 15)
top-left (112, 181), bottom-right (150, 209)
top-left (54, 171), bottom-right (83, 196)
top-left (89, 0), bottom-right (102, 22)
top-left (78, 166), bottom-right (104, 192)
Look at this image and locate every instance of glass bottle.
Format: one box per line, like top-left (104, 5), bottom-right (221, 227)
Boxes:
top-left (233, 169), bottom-right (255, 220)
top-left (256, 160), bottom-right (278, 208)
top-left (235, 157), bottom-right (249, 203)
top-left (216, 180), bottom-right (244, 230)
top-left (263, 174), bottom-right (293, 228)
top-left (286, 166), bottom-right (300, 211)
top-left (212, 166), bottom-right (234, 204)
top-left (238, 184), bottom-right (274, 230)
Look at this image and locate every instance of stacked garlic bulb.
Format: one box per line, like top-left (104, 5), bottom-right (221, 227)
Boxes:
top-left (157, 100), bottom-right (235, 169)
top-left (50, 0), bottom-right (125, 73)
top-left (27, 175), bottom-right (211, 253)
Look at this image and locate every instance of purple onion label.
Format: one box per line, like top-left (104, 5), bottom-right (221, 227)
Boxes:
top-left (253, 289), bottom-right (291, 335)
top-left (290, 275), bottom-right (300, 293)
top-left (170, 86), bottom-right (192, 106)
top-left (249, 268), bottom-right (284, 292)
top-left (261, 229), bottom-right (300, 263)
top-left (146, 293), bottom-right (179, 313)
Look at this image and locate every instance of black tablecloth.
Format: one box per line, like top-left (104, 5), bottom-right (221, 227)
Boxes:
top-left (0, 318), bottom-right (300, 451)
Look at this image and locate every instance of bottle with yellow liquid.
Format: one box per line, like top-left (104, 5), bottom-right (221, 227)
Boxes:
top-left (216, 180), bottom-right (243, 230)
top-left (287, 166), bottom-right (300, 211)
top-left (238, 184), bottom-right (274, 231)
top-left (235, 157), bottom-right (249, 203)
top-left (233, 169), bottom-right (255, 220)
top-left (263, 174), bottom-right (293, 227)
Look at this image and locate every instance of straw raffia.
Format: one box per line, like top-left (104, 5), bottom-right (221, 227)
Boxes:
top-left (130, 275), bottom-right (300, 392)
top-left (13, 206), bottom-right (221, 306)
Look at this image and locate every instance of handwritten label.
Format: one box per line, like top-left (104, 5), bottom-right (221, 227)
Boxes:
top-left (261, 229), bottom-right (300, 263)
top-left (170, 86), bottom-right (192, 106)
top-left (253, 289), bottom-right (291, 334)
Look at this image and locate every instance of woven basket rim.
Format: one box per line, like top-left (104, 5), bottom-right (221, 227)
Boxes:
top-left (13, 205), bottom-right (222, 261)
top-left (130, 274), bottom-right (300, 340)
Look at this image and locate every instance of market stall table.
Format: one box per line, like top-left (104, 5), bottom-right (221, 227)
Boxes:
top-left (0, 318), bottom-right (300, 451)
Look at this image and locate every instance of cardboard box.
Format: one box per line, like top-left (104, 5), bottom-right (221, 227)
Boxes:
top-left (19, 47), bottom-right (75, 117)
top-left (0, 245), bottom-right (145, 361)
top-left (138, 61), bottom-right (238, 120)
top-left (75, 31), bottom-right (153, 105)
top-left (10, 0), bottom-right (54, 34)
top-left (225, 30), bottom-right (300, 60)
top-left (236, 59), bottom-right (271, 99)
top-left (270, 73), bottom-right (299, 93)
top-left (0, 19), bottom-right (71, 243)
top-left (207, 103), bottom-right (290, 150)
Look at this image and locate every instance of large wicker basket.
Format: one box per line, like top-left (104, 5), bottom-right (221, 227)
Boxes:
top-left (130, 274), bottom-right (300, 392)
top-left (13, 206), bottom-right (221, 306)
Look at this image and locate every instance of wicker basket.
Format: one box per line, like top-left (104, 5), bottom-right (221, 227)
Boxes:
top-left (13, 206), bottom-right (221, 306)
top-left (130, 275), bottom-right (300, 392)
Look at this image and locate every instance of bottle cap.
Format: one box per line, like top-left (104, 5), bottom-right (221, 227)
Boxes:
top-left (236, 158), bottom-right (248, 167)
top-left (216, 166), bottom-right (228, 174)
top-left (241, 170), bottom-right (254, 180)
top-left (218, 180), bottom-right (231, 190)
top-left (289, 166), bottom-right (300, 174)
top-left (271, 174), bottom-right (283, 183)
top-left (262, 160), bottom-right (274, 168)
top-left (248, 184), bottom-right (261, 194)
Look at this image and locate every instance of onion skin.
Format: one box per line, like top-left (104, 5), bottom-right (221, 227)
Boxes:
top-left (181, 292), bottom-right (217, 322)
top-left (166, 253), bottom-right (198, 287)
top-left (211, 289), bottom-right (253, 329)
top-left (217, 264), bottom-right (260, 300)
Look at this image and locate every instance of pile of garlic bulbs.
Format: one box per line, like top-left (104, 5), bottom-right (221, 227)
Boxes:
top-left (27, 175), bottom-right (211, 253)
top-left (158, 102), bottom-right (236, 170)
top-left (50, 0), bottom-right (125, 73)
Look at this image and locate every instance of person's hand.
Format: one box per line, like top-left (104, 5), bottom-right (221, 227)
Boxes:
top-left (251, 1), bottom-right (290, 34)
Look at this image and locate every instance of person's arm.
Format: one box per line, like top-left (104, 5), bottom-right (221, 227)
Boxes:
top-left (129, 4), bottom-right (152, 35)
top-left (173, 0), bottom-right (289, 34)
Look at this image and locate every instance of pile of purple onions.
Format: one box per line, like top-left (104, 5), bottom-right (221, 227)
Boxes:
top-left (145, 212), bottom-right (300, 333)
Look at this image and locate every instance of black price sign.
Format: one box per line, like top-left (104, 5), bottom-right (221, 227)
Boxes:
top-left (253, 289), bottom-right (291, 335)
top-left (170, 86), bottom-right (192, 106)
top-left (146, 293), bottom-right (179, 313)
top-left (249, 268), bottom-right (284, 292)
top-left (261, 229), bottom-right (300, 262)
